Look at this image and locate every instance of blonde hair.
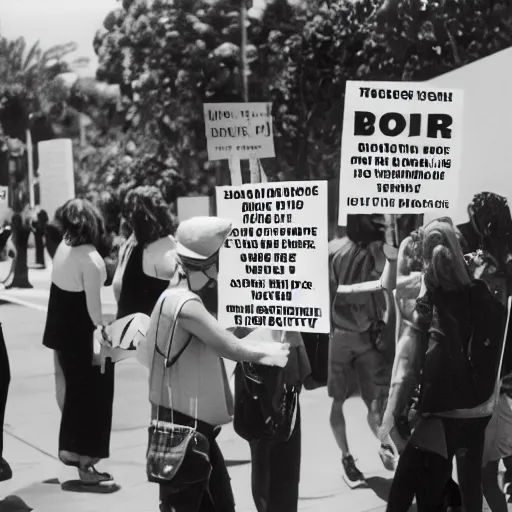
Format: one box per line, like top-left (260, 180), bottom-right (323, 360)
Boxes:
top-left (422, 219), bottom-right (471, 291)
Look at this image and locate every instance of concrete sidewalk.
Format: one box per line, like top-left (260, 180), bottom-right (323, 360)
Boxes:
top-left (0, 264), bottom-right (394, 512)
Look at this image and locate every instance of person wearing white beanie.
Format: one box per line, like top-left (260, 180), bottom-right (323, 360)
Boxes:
top-left (137, 216), bottom-right (290, 512)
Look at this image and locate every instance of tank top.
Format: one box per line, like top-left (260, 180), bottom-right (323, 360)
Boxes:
top-left (43, 283), bottom-right (95, 353)
top-left (148, 288), bottom-right (233, 426)
top-left (116, 243), bottom-right (170, 319)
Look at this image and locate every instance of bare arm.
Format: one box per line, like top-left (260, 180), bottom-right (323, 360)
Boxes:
top-left (179, 300), bottom-right (274, 363)
top-left (145, 236), bottom-right (178, 280)
top-left (381, 320), bottom-right (426, 436)
top-left (112, 236), bottom-right (135, 303)
top-left (396, 272), bottom-right (422, 301)
top-left (154, 248), bottom-right (177, 280)
top-left (82, 252), bottom-right (106, 326)
top-left (397, 236), bottom-right (412, 277)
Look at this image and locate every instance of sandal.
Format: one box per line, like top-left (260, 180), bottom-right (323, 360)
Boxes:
top-left (78, 465), bottom-right (114, 486)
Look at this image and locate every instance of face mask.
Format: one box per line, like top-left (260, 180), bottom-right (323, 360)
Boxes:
top-left (183, 258), bottom-right (219, 315)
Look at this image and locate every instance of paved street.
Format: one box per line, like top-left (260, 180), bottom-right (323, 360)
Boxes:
top-left (0, 256), bottom-right (496, 512)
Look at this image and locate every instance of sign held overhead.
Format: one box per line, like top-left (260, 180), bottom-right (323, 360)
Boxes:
top-left (204, 102), bottom-right (275, 162)
top-left (338, 81), bottom-right (464, 221)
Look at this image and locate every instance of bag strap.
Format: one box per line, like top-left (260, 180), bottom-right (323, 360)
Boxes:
top-left (239, 331), bottom-right (291, 424)
top-left (151, 290), bottom-right (196, 427)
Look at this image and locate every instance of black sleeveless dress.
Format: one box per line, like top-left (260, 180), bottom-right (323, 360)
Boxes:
top-left (0, 324), bottom-right (9, 459)
top-left (116, 243), bottom-right (170, 320)
top-left (43, 283), bottom-right (114, 459)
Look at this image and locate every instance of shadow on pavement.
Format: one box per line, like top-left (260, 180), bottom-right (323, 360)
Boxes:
top-left (365, 476), bottom-right (393, 503)
top-left (42, 478), bottom-right (60, 485)
top-left (225, 460), bottom-right (250, 467)
top-left (61, 480), bottom-right (121, 494)
top-left (0, 496), bottom-right (33, 512)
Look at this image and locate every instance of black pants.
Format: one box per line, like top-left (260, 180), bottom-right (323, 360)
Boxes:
top-left (0, 325), bottom-right (9, 458)
top-left (57, 349), bottom-right (114, 459)
top-left (249, 404), bottom-right (301, 512)
top-left (159, 410), bottom-right (235, 512)
top-left (387, 416), bottom-right (489, 512)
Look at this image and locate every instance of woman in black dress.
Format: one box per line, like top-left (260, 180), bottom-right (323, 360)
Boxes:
top-left (0, 322), bottom-right (11, 482)
top-left (112, 186), bottom-right (178, 321)
top-left (42, 199), bottom-right (114, 487)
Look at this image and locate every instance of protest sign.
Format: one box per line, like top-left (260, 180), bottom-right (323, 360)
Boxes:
top-left (38, 139), bottom-right (75, 219)
top-left (424, 47), bottom-right (512, 225)
top-left (204, 103), bottom-right (275, 162)
top-left (216, 181), bottom-right (330, 334)
top-left (338, 81), bottom-right (464, 222)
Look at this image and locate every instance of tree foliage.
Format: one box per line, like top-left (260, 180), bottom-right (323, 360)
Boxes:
top-left (94, 0), bottom-right (308, 197)
top-left (94, 0), bottom-right (512, 201)
top-left (268, 0), bottom-right (512, 183)
top-left (0, 35), bottom-right (79, 140)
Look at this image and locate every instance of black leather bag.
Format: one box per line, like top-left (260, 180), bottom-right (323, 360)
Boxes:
top-left (233, 362), bottom-right (298, 443)
top-left (302, 332), bottom-right (329, 389)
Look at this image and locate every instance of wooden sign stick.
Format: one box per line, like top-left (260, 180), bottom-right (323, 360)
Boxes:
top-left (228, 156), bottom-right (243, 186)
top-left (249, 157), bottom-right (260, 183)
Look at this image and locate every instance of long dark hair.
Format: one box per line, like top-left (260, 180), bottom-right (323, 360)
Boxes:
top-left (346, 214), bottom-right (385, 245)
top-left (123, 186), bottom-right (177, 246)
top-left (97, 191), bottom-right (122, 235)
top-left (60, 199), bottom-right (106, 249)
top-left (469, 192), bottom-right (512, 272)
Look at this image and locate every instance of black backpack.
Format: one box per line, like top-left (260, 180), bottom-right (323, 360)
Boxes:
top-left (301, 332), bottom-right (329, 389)
top-left (233, 362), bottom-right (298, 443)
top-left (417, 279), bottom-right (506, 415)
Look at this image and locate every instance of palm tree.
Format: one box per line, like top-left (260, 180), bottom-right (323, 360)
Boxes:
top-left (0, 35), bottom-right (79, 287)
top-left (0, 32), bottom-right (122, 287)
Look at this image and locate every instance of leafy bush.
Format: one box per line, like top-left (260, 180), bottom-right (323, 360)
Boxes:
top-left (94, 0), bottom-right (512, 199)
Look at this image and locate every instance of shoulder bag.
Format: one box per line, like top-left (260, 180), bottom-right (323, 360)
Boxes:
top-left (146, 293), bottom-right (211, 487)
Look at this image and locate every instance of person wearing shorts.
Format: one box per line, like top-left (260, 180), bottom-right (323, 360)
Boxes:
top-left (328, 216), bottom-right (395, 487)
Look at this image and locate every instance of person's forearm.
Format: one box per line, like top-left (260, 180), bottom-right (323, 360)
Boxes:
top-left (214, 336), bottom-right (267, 363)
top-left (136, 340), bottom-right (151, 368)
top-left (381, 328), bottom-right (423, 433)
top-left (382, 371), bottom-right (417, 430)
top-left (85, 291), bottom-right (103, 326)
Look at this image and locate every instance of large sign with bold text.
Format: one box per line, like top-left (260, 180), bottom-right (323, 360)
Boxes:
top-left (216, 181), bottom-right (330, 333)
top-left (339, 81), bottom-right (464, 223)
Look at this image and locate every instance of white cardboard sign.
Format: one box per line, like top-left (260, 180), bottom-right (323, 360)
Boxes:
top-left (339, 80), bottom-right (464, 223)
top-left (216, 181), bottom-right (330, 334)
top-left (204, 103), bottom-right (275, 161)
top-left (38, 139), bottom-right (75, 219)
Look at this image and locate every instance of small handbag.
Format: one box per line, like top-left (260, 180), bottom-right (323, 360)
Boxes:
top-left (302, 332), bottom-right (329, 389)
top-left (146, 295), bottom-right (211, 487)
top-left (234, 362), bottom-right (298, 443)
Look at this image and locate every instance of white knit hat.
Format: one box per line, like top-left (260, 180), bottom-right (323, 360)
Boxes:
top-left (175, 216), bottom-right (232, 260)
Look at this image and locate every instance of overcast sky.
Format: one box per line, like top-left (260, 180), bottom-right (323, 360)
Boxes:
top-left (0, 0), bottom-right (119, 77)
top-left (0, 0), bottom-right (267, 78)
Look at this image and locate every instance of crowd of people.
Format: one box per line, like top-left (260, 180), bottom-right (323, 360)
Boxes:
top-left (0, 185), bottom-right (511, 512)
